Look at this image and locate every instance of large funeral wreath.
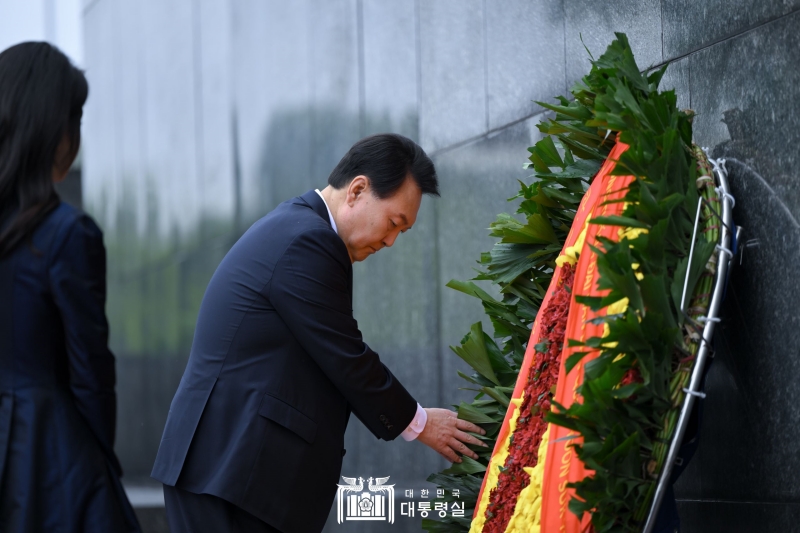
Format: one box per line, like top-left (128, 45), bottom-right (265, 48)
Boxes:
top-left (423, 33), bottom-right (734, 533)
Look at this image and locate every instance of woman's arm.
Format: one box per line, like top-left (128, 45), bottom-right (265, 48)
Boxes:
top-left (49, 213), bottom-right (120, 475)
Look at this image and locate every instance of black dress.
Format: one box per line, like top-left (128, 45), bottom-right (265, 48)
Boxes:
top-left (0, 202), bottom-right (140, 533)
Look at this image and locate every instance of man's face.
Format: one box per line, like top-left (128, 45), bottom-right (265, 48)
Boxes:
top-left (337, 175), bottom-right (422, 263)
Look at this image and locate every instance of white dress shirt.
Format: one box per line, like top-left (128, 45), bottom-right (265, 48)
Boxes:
top-left (314, 189), bottom-right (427, 441)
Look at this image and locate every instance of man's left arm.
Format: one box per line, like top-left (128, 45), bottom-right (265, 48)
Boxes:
top-left (269, 229), bottom-right (417, 441)
top-left (269, 229), bottom-right (486, 461)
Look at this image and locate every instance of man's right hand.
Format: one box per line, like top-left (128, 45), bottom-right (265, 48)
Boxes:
top-left (416, 408), bottom-right (488, 463)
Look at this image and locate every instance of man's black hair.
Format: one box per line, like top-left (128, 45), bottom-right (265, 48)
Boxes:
top-left (327, 133), bottom-right (439, 198)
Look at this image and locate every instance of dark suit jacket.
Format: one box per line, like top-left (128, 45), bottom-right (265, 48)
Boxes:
top-left (151, 190), bottom-right (418, 533)
top-left (0, 202), bottom-right (139, 533)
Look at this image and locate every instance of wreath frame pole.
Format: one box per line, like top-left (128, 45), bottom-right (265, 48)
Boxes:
top-left (642, 157), bottom-right (737, 533)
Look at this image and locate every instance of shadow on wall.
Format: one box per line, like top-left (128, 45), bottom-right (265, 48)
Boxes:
top-left (674, 103), bottom-right (800, 524)
top-left (109, 105), bottom-right (418, 480)
top-left (716, 107), bottom-right (800, 220)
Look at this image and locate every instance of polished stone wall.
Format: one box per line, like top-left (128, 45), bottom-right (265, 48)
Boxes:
top-left (80, 1), bottom-right (800, 531)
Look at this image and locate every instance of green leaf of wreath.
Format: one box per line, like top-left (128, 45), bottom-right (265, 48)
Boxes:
top-left (441, 456), bottom-right (487, 475)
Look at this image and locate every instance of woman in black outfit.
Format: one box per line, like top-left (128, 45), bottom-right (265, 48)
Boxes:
top-left (0, 42), bottom-right (140, 532)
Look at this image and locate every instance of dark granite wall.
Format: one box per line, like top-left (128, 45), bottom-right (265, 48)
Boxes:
top-left (80, 1), bottom-right (800, 531)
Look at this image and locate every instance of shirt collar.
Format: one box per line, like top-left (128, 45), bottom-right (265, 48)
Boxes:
top-left (314, 189), bottom-right (338, 235)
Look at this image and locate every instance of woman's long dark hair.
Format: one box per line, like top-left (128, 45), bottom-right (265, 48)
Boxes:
top-left (0, 42), bottom-right (88, 259)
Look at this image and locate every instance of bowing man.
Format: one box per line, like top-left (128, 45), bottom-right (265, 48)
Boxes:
top-left (152, 133), bottom-right (488, 533)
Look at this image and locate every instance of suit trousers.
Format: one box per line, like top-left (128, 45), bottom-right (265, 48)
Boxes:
top-left (163, 485), bottom-right (282, 533)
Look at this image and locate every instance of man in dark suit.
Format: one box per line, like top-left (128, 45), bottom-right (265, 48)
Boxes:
top-left (152, 134), bottom-right (488, 533)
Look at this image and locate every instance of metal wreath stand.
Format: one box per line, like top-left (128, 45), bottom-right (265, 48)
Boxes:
top-left (642, 155), bottom-right (739, 533)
